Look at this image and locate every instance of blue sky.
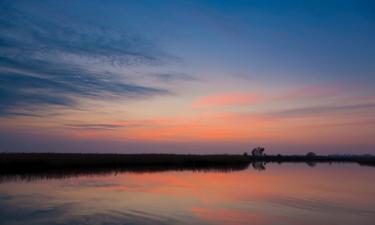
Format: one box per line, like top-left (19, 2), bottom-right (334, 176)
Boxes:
top-left (1, 0), bottom-right (375, 153)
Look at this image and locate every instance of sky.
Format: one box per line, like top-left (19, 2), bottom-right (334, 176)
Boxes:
top-left (0, 0), bottom-right (374, 154)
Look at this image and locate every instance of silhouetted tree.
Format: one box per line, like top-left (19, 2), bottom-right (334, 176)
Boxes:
top-left (252, 147), bottom-right (265, 156)
top-left (306, 152), bottom-right (317, 157)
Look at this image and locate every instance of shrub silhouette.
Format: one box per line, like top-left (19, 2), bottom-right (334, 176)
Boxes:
top-left (251, 147), bottom-right (265, 156)
top-left (306, 152), bottom-right (317, 157)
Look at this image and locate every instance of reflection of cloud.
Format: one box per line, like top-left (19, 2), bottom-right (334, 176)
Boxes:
top-left (191, 207), bottom-right (295, 225)
top-left (0, 194), bottom-right (74, 224)
top-left (269, 196), bottom-right (375, 216)
top-left (0, 196), bottom-right (177, 225)
top-left (0, 3), bottom-right (172, 117)
top-left (64, 180), bottom-right (121, 188)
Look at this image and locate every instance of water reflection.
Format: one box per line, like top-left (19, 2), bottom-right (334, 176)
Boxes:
top-left (252, 161), bottom-right (266, 171)
top-left (0, 163), bottom-right (251, 183)
top-left (1, 161), bottom-right (374, 183)
top-left (0, 164), bottom-right (374, 225)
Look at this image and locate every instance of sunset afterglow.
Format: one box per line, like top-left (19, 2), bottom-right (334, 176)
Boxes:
top-left (1, 0), bottom-right (374, 154)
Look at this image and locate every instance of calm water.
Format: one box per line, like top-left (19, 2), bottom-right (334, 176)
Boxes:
top-left (0, 163), bottom-right (374, 225)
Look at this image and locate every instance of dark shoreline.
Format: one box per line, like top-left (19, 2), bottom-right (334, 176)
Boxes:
top-left (0, 153), bottom-right (374, 182)
top-left (250, 154), bottom-right (375, 165)
top-left (0, 153), bottom-right (251, 177)
top-left (1, 153), bottom-right (375, 170)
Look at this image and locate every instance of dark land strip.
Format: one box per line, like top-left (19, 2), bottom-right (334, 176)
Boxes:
top-left (0, 153), bottom-right (374, 182)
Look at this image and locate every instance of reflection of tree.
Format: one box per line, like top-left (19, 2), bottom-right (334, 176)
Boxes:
top-left (252, 161), bottom-right (266, 171)
top-left (306, 161), bottom-right (317, 167)
top-left (0, 163), bottom-right (252, 183)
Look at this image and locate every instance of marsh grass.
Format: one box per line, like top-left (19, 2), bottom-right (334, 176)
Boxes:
top-left (0, 153), bottom-right (374, 182)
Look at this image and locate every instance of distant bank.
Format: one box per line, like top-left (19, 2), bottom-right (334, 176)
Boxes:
top-left (1, 152), bottom-right (374, 172)
top-left (0, 153), bottom-right (250, 175)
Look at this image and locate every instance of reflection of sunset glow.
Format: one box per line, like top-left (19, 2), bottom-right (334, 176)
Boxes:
top-left (191, 207), bottom-right (267, 225)
top-left (1, 1), bottom-right (375, 224)
top-left (1, 164), bottom-right (374, 225)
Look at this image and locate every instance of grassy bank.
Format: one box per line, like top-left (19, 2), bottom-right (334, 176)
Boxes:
top-left (0, 153), bottom-right (374, 181)
top-left (0, 153), bottom-right (251, 174)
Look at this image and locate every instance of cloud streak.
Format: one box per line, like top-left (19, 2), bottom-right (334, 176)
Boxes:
top-left (274, 85), bottom-right (341, 101)
top-left (64, 123), bottom-right (125, 130)
top-left (151, 73), bottom-right (198, 82)
top-left (191, 85), bottom-right (343, 109)
top-left (266, 103), bottom-right (375, 118)
top-left (0, 2), bottom-right (172, 116)
top-left (192, 92), bottom-right (260, 108)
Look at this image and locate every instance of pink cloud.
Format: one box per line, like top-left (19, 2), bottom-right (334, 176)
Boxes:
top-left (191, 85), bottom-right (342, 109)
top-left (192, 92), bottom-right (261, 108)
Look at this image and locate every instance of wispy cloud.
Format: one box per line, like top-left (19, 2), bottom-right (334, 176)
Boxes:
top-left (64, 123), bottom-right (125, 130)
top-left (151, 72), bottom-right (198, 82)
top-left (192, 92), bottom-right (261, 108)
top-left (0, 2), bottom-right (173, 116)
top-left (191, 85), bottom-right (345, 109)
top-left (274, 85), bottom-right (340, 101)
top-left (266, 103), bottom-right (375, 118)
